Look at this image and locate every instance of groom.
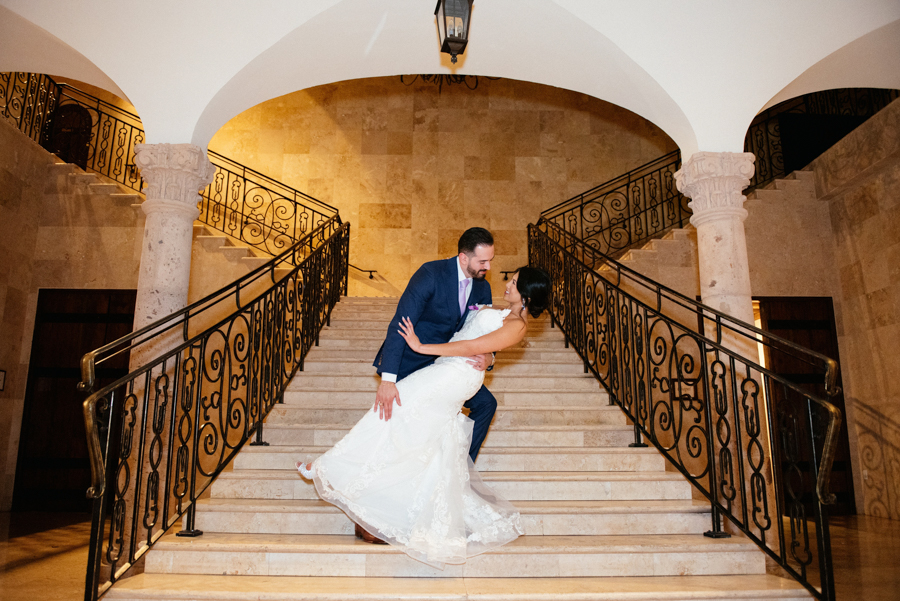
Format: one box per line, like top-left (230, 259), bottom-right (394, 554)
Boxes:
top-left (373, 227), bottom-right (497, 462)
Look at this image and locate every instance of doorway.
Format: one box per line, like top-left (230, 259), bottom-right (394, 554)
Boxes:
top-left (12, 289), bottom-right (135, 512)
top-left (755, 296), bottom-right (856, 516)
top-left (43, 103), bottom-right (93, 170)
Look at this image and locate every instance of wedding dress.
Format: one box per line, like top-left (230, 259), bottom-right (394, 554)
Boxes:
top-left (304, 308), bottom-right (523, 568)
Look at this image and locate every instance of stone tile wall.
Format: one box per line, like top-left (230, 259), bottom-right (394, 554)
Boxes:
top-left (0, 118), bottom-right (145, 509)
top-left (210, 76), bottom-right (677, 296)
top-left (810, 98), bottom-right (900, 519)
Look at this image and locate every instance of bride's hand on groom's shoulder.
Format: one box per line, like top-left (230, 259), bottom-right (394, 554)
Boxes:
top-left (398, 317), bottom-right (422, 353)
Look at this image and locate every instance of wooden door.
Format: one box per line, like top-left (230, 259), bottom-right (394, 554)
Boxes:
top-left (12, 289), bottom-right (135, 512)
top-left (756, 296), bottom-right (856, 516)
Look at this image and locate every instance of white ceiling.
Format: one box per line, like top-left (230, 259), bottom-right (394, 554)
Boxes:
top-left (2, 0), bottom-right (898, 156)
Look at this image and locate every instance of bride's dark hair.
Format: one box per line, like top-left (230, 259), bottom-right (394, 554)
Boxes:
top-left (513, 266), bottom-right (551, 318)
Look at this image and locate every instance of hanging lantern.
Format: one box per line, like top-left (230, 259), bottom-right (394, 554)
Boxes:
top-left (434, 0), bottom-right (473, 64)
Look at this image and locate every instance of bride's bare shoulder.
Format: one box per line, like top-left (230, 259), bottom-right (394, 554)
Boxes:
top-left (502, 310), bottom-right (527, 329)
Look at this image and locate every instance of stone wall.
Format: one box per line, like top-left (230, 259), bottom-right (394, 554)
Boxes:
top-left (0, 118), bottom-right (144, 509)
top-left (810, 98), bottom-right (900, 519)
top-left (0, 119), bottom-right (251, 511)
top-left (210, 76), bottom-right (677, 296)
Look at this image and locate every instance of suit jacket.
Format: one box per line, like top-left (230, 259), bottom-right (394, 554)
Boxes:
top-left (373, 257), bottom-right (492, 381)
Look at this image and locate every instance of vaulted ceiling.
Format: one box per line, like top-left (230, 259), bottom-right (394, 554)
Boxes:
top-left (2, 0), bottom-right (899, 155)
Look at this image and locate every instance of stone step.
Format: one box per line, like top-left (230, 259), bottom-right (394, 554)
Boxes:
top-left (281, 388), bottom-right (610, 407)
top-left (261, 423), bottom-right (635, 448)
top-left (210, 470), bottom-right (692, 501)
top-left (265, 405), bottom-right (626, 427)
top-left (234, 446), bottom-right (664, 473)
top-left (142, 532), bottom-right (764, 579)
top-left (194, 499), bottom-right (711, 536)
top-left (217, 246), bottom-right (254, 262)
top-left (317, 327), bottom-right (566, 341)
top-left (88, 181), bottom-right (120, 194)
top-left (300, 358), bottom-right (588, 376)
top-left (285, 373), bottom-right (602, 391)
top-left (105, 573), bottom-right (811, 601)
top-left (305, 346), bottom-right (580, 362)
top-left (315, 336), bottom-right (570, 350)
top-left (326, 316), bottom-right (556, 330)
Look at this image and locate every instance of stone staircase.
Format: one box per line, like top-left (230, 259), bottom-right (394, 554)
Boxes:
top-left (105, 297), bottom-right (810, 600)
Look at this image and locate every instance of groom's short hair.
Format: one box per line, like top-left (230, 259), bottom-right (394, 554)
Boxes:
top-left (458, 228), bottom-right (494, 255)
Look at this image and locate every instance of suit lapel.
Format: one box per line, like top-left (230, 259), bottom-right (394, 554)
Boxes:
top-left (446, 257), bottom-right (461, 318)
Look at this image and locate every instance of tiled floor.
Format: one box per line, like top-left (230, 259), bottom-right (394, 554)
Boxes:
top-left (0, 512), bottom-right (897, 600)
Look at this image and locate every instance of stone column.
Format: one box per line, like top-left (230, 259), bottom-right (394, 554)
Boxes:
top-left (676, 152), bottom-right (778, 542)
top-left (131, 143), bottom-right (215, 368)
top-left (675, 151), bottom-right (756, 324)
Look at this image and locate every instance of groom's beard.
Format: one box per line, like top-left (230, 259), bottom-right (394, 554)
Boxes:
top-left (466, 267), bottom-right (488, 279)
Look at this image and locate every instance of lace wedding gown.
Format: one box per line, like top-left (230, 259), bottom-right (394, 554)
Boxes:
top-left (306, 308), bottom-right (523, 568)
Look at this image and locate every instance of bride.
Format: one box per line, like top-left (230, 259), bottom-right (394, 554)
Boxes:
top-left (297, 266), bottom-right (551, 568)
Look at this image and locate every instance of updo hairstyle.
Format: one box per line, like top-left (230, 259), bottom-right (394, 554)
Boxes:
top-left (513, 266), bottom-right (551, 318)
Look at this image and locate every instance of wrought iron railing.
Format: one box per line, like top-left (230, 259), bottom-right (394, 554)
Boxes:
top-left (540, 150), bottom-right (690, 258)
top-left (0, 72), bottom-right (145, 189)
top-left (744, 87), bottom-right (899, 190)
top-left (0, 72), bottom-right (340, 259)
top-left (529, 220), bottom-right (842, 601)
top-left (78, 216), bottom-right (348, 601)
top-left (1, 72), bottom-right (60, 147)
top-left (200, 150), bottom-right (337, 257)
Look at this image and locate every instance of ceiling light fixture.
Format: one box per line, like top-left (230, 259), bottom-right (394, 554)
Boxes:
top-left (434, 0), bottom-right (473, 64)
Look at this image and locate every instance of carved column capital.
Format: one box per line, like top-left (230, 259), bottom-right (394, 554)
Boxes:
top-left (675, 151), bottom-right (755, 227)
top-left (134, 143), bottom-right (215, 218)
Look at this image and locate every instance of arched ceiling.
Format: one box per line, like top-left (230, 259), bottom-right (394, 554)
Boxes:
top-left (2, 0), bottom-right (898, 156)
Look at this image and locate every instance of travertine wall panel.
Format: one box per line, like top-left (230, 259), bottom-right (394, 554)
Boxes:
top-left (810, 98), bottom-right (900, 519)
top-left (210, 77), bottom-right (677, 296)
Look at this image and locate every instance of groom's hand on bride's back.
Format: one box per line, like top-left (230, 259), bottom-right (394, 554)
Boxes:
top-left (375, 381), bottom-right (401, 420)
top-left (466, 353), bottom-right (492, 372)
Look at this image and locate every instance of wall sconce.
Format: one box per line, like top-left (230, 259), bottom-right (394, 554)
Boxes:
top-left (435, 0), bottom-right (474, 64)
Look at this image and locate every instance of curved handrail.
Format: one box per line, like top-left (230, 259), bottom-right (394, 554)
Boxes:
top-left (77, 216), bottom-right (341, 394)
top-left (537, 219), bottom-right (841, 397)
top-left (80, 219), bottom-right (349, 600)
top-left (541, 150), bottom-right (681, 220)
top-left (538, 221), bottom-right (844, 507)
top-left (530, 222), bottom-right (842, 600)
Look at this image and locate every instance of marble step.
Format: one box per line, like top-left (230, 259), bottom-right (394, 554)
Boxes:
top-left (316, 336), bottom-right (570, 350)
top-left (261, 423), bottom-right (635, 448)
top-left (265, 405), bottom-right (626, 427)
top-left (194, 499), bottom-right (712, 536)
top-left (325, 317), bottom-right (557, 331)
top-left (317, 327), bottom-right (567, 341)
top-left (300, 358), bottom-right (589, 376)
top-left (285, 373), bottom-right (602, 391)
top-left (210, 470), bottom-right (692, 501)
top-left (280, 388), bottom-right (610, 407)
top-left (305, 346), bottom-right (581, 361)
top-left (142, 533), bottom-right (765, 578)
top-left (105, 573), bottom-right (812, 601)
top-left (234, 446), bottom-right (664, 473)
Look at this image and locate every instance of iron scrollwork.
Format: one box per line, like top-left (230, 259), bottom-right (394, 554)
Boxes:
top-left (529, 220), bottom-right (842, 601)
top-left (79, 217), bottom-right (349, 600)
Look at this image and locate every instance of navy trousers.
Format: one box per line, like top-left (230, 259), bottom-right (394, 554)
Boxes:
top-left (463, 385), bottom-right (497, 462)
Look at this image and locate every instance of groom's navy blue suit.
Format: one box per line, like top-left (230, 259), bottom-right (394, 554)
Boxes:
top-left (373, 257), bottom-right (496, 461)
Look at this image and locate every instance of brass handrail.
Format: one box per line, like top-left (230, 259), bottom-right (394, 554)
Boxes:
top-left (530, 222), bottom-right (842, 600)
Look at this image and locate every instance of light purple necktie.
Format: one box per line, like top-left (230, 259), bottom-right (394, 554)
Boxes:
top-left (459, 279), bottom-right (470, 315)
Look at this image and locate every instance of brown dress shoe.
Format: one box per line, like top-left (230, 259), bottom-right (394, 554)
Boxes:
top-left (354, 523), bottom-right (387, 544)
